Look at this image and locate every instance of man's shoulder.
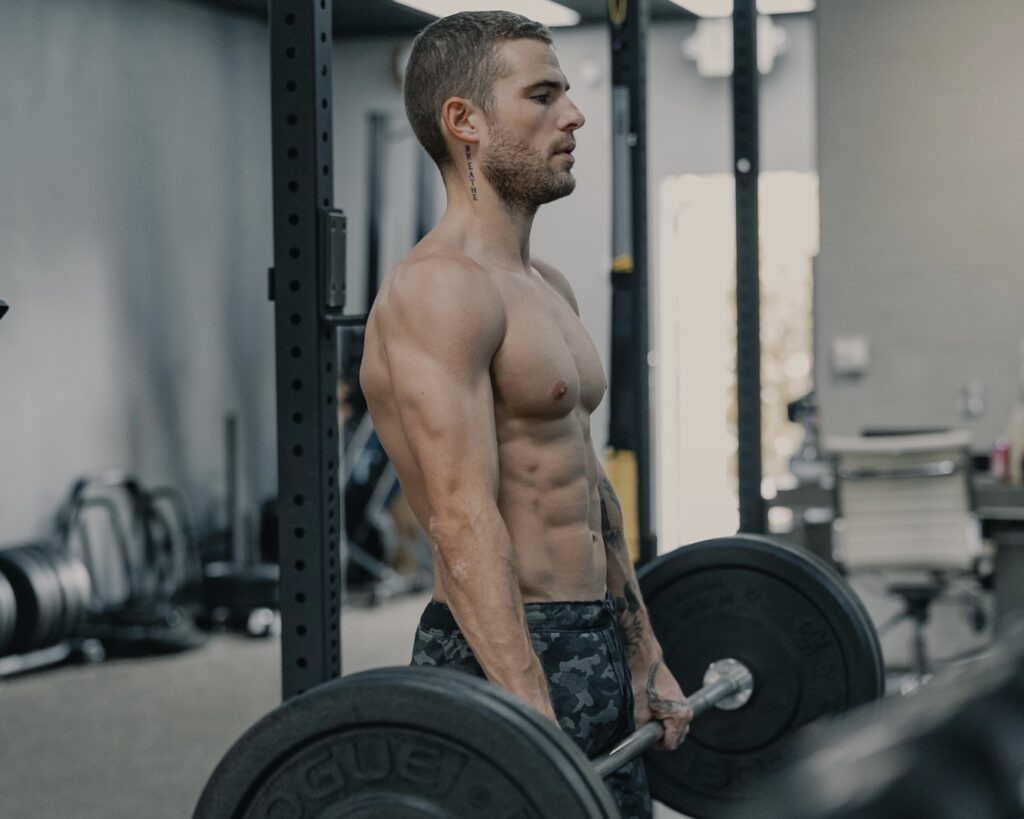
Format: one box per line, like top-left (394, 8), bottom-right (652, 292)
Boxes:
top-left (388, 249), bottom-right (499, 303)
top-left (378, 250), bottom-right (506, 341)
top-left (531, 257), bottom-right (580, 315)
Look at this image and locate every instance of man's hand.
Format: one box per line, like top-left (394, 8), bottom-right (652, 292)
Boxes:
top-left (632, 657), bottom-right (693, 750)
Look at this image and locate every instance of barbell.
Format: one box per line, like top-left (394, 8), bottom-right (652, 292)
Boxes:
top-left (195, 535), bottom-right (886, 818)
top-left (592, 656), bottom-right (753, 778)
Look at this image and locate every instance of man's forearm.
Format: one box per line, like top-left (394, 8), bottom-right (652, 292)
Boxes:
top-left (428, 506), bottom-right (553, 713)
top-left (599, 473), bottom-right (663, 670)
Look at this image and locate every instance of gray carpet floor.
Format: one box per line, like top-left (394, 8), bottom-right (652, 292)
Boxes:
top-left (0, 594), bottom-right (432, 819)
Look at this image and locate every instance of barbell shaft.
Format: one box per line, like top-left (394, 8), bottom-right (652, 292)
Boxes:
top-left (593, 721), bottom-right (665, 779)
top-left (591, 659), bottom-right (754, 779)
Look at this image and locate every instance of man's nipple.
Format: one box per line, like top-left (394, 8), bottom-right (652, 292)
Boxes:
top-left (551, 381), bottom-right (569, 400)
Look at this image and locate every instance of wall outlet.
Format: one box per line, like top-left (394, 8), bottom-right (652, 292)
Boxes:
top-left (960, 379), bottom-right (986, 420)
top-left (830, 335), bottom-right (869, 377)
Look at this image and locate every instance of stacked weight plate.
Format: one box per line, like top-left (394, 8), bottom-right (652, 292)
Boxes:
top-left (0, 543), bottom-right (92, 656)
top-left (0, 569), bottom-right (16, 656)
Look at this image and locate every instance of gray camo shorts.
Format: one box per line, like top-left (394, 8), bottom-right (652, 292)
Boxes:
top-left (411, 596), bottom-right (652, 819)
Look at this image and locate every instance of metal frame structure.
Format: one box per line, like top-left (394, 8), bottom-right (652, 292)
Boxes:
top-left (607, 0), bottom-right (656, 566)
top-left (269, 0), bottom-right (343, 700)
top-left (732, 0), bottom-right (766, 534)
top-left (365, 111), bottom-right (388, 304)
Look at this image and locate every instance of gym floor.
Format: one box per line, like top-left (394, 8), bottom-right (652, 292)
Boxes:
top-left (0, 594), bottom-right (424, 819)
top-left (0, 592), bottom-right (694, 819)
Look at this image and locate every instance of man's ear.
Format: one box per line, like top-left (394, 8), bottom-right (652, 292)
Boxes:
top-left (440, 97), bottom-right (483, 147)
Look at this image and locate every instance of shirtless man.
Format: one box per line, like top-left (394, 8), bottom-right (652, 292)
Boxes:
top-left (359, 12), bottom-right (691, 817)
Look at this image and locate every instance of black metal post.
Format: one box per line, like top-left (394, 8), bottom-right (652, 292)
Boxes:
top-left (269, 0), bottom-right (342, 699)
top-left (365, 112), bottom-right (388, 306)
top-left (607, 0), bottom-right (655, 565)
top-left (224, 414), bottom-right (240, 565)
top-left (732, 0), bottom-right (766, 534)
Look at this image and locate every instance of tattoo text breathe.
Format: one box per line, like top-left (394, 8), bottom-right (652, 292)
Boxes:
top-left (465, 145), bottom-right (478, 201)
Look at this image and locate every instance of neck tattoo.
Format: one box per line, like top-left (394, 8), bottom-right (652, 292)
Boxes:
top-left (465, 145), bottom-right (479, 202)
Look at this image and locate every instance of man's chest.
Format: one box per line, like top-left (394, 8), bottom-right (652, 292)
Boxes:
top-left (491, 279), bottom-right (607, 420)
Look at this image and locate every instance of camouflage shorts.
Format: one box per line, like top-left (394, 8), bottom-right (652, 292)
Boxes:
top-left (411, 597), bottom-right (652, 819)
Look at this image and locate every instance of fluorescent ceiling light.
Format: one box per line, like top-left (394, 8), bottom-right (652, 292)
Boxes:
top-left (669, 0), bottom-right (815, 17)
top-left (395, 1), bottom-right (581, 27)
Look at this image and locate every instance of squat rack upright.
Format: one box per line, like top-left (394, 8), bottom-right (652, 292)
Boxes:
top-left (268, 0), bottom-right (344, 700)
top-left (604, 0), bottom-right (765, 567)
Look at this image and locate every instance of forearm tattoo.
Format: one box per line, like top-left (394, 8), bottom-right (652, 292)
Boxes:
top-left (646, 658), bottom-right (689, 714)
top-left (465, 145), bottom-right (478, 201)
top-left (601, 477), bottom-right (647, 659)
top-left (615, 581), bottom-right (641, 615)
top-left (599, 477), bottom-right (627, 555)
top-left (615, 583), bottom-right (646, 661)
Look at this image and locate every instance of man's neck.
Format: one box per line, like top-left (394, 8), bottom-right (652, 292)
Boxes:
top-left (435, 184), bottom-right (537, 273)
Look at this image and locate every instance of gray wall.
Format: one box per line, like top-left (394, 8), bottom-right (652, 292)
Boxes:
top-left (816, 0), bottom-right (1024, 445)
top-left (0, 0), bottom-right (275, 543)
top-left (0, 1), bottom-right (816, 545)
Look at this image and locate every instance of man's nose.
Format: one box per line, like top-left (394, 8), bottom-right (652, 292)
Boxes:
top-left (563, 99), bottom-right (585, 131)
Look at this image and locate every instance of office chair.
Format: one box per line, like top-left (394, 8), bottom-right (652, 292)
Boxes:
top-left (828, 430), bottom-right (987, 676)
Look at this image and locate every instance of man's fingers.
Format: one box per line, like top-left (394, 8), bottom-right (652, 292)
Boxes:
top-left (660, 709), bottom-right (693, 750)
top-left (660, 725), bottom-right (683, 750)
top-left (655, 702), bottom-right (693, 725)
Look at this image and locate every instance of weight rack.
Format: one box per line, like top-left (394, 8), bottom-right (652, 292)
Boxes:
top-left (269, 0), bottom-right (343, 700)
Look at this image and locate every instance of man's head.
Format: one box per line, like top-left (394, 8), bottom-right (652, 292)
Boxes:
top-left (404, 11), bottom-right (585, 213)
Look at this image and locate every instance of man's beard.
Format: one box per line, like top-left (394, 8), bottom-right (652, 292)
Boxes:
top-left (479, 124), bottom-right (576, 215)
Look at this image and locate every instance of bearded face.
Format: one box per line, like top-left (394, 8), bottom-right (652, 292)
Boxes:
top-left (479, 121), bottom-right (576, 215)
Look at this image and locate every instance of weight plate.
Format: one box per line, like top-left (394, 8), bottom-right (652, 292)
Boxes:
top-left (195, 666), bottom-right (618, 819)
top-left (638, 534), bottom-right (885, 818)
top-left (28, 546), bottom-right (67, 648)
top-left (62, 552), bottom-right (93, 634)
top-left (25, 544), bottom-right (75, 644)
top-left (0, 550), bottom-right (41, 651)
top-left (0, 570), bottom-right (17, 656)
top-left (34, 545), bottom-right (92, 640)
top-left (0, 547), bottom-right (61, 652)
top-left (53, 546), bottom-right (92, 635)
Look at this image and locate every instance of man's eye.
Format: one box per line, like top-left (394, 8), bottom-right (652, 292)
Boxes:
top-left (533, 94), bottom-right (551, 103)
